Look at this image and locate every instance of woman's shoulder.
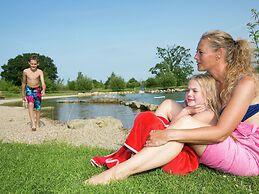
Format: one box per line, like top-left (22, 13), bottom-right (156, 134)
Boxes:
top-left (230, 75), bottom-right (258, 109)
top-left (236, 75), bottom-right (256, 90)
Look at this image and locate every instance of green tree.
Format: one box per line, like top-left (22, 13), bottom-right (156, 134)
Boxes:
top-left (149, 45), bottom-right (194, 86)
top-left (104, 72), bottom-right (116, 89)
top-left (106, 73), bottom-right (125, 91)
top-left (75, 72), bottom-right (93, 91)
top-left (44, 77), bottom-right (57, 92)
top-left (1, 53), bottom-right (58, 86)
top-left (144, 77), bottom-right (159, 88)
top-left (157, 72), bottom-right (177, 88)
top-left (67, 79), bottom-right (76, 90)
top-left (247, 8), bottom-right (259, 72)
top-left (92, 79), bottom-right (104, 89)
top-left (126, 78), bottom-right (140, 89)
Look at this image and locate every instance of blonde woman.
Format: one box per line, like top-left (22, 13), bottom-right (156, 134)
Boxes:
top-left (87, 30), bottom-right (259, 184)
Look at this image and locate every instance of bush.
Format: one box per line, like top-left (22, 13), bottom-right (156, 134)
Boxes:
top-left (145, 77), bottom-right (159, 88)
top-left (126, 78), bottom-right (140, 89)
top-left (75, 73), bottom-right (93, 91)
top-left (0, 79), bottom-right (13, 91)
top-left (7, 85), bottom-right (20, 93)
top-left (108, 76), bottom-right (125, 91)
top-left (67, 80), bottom-right (76, 90)
top-left (157, 72), bottom-right (177, 87)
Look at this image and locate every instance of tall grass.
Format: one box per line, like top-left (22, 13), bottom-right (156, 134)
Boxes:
top-left (0, 142), bottom-right (258, 194)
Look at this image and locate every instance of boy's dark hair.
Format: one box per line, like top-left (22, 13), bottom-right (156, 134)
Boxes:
top-left (28, 55), bottom-right (39, 63)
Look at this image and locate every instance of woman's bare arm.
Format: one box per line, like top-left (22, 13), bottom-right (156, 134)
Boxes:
top-left (148, 77), bottom-right (256, 145)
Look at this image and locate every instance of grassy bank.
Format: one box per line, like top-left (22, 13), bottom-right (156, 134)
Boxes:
top-left (0, 142), bottom-right (257, 193)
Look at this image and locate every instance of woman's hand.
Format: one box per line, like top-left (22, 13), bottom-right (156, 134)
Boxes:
top-left (145, 130), bottom-right (169, 147)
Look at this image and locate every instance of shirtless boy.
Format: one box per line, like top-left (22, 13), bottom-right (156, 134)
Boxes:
top-left (21, 55), bottom-right (46, 131)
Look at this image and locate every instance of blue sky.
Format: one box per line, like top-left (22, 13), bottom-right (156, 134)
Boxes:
top-left (0, 0), bottom-right (258, 83)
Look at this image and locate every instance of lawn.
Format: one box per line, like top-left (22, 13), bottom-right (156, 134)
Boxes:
top-left (0, 142), bottom-right (258, 194)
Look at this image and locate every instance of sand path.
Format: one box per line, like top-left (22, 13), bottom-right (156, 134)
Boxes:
top-left (0, 98), bottom-right (127, 150)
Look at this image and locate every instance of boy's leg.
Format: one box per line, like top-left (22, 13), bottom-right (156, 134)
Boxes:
top-left (36, 110), bottom-right (40, 128)
top-left (34, 87), bottom-right (42, 129)
top-left (28, 102), bottom-right (35, 130)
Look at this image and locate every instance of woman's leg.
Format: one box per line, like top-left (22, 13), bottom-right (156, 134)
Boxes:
top-left (87, 141), bottom-right (184, 185)
top-left (155, 99), bottom-right (183, 121)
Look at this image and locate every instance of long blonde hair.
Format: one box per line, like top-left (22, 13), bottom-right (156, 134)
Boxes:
top-left (200, 30), bottom-right (257, 105)
top-left (191, 73), bottom-right (220, 118)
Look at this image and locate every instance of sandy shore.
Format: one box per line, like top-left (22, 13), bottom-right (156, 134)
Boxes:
top-left (0, 98), bottom-right (128, 150)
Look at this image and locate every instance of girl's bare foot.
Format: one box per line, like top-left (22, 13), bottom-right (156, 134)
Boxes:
top-left (85, 166), bottom-right (128, 185)
top-left (86, 168), bottom-right (116, 185)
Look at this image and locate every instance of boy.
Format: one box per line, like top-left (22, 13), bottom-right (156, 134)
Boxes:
top-left (21, 55), bottom-right (46, 131)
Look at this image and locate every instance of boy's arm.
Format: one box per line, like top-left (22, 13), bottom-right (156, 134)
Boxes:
top-left (40, 70), bottom-right (46, 96)
top-left (21, 70), bottom-right (27, 100)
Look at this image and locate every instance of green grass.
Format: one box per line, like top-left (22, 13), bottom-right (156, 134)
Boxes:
top-left (0, 91), bottom-right (21, 99)
top-left (0, 142), bottom-right (258, 194)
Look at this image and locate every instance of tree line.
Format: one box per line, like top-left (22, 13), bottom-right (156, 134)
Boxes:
top-left (1, 9), bottom-right (258, 93)
top-left (0, 44), bottom-right (194, 93)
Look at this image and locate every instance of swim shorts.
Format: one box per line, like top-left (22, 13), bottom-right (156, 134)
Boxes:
top-left (25, 85), bottom-right (42, 110)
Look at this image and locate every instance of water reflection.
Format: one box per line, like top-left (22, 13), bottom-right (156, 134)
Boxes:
top-left (54, 103), bottom-right (141, 129)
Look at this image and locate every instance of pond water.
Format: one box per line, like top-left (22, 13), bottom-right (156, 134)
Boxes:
top-left (4, 92), bottom-right (185, 129)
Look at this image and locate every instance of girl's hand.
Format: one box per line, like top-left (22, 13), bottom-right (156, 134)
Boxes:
top-left (145, 130), bottom-right (169, 147)
top-left (185, 104), bottom-right (206, 115)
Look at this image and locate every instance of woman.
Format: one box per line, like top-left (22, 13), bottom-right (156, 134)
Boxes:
top-left (90, 73), bottom-right (219, 175)
top-left (87, 30), bottom-right (259, 185)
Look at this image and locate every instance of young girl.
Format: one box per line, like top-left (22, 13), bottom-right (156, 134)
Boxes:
top-left (89, 73), bottom-right (220, 180)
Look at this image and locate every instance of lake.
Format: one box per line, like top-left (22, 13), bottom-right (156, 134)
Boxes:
top-left (5, 92), bottom-right (185, 129)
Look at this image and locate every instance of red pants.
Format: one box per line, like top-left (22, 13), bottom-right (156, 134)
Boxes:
top-left (91, 111), bottom-right (199, 175)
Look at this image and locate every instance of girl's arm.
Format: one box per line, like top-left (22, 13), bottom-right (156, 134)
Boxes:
top-left (148, 76), bottom-right (256, 145)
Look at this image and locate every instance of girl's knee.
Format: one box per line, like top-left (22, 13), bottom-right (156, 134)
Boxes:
top-left (156, 99), bottom-right (175, 113)
top-left (161, 99), bottom-right (175, 107)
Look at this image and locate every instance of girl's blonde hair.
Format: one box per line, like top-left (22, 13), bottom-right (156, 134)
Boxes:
top-left (191, 73), bottom-right (220, 118)
top-left (200, 30), bottom-right (257, 105)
